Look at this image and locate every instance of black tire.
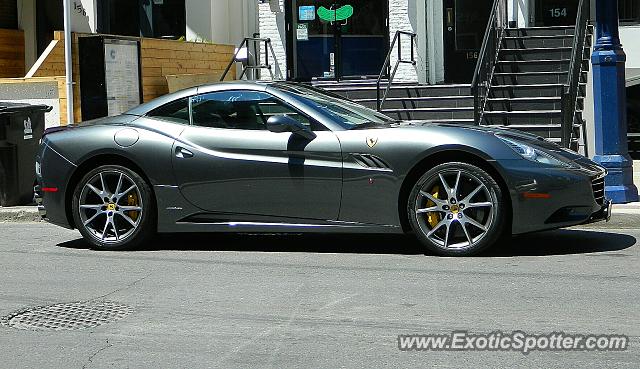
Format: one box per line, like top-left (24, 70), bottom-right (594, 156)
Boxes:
top-left (72, 165), bottom-right (156, 251)
top-left (407, 162), bottom-right (506, 256)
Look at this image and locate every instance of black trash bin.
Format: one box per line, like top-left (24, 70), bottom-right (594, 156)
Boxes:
top-left (0, 102), bottom-right (51, 206)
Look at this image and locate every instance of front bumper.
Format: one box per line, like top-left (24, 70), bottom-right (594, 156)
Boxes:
top-left (500, 157), bottom-right (610, 234)
top-left (581, 198), bottom-right (613, 225)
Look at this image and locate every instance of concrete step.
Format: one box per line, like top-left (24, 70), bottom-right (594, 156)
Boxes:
top-left (505, 26), bottom-right (576, 37)
top-left (502, 34), bottom-right (575, 49)
top-left (499, 47), bottom-right (579, 62)
top-left (355, 96), bottom-right (474, 110)
top-left (489, 83), bottom-right (565, 98)
top-left (485, 97), bottom-right (563, 111)
top-left (381, 107), bottom-right (474, 121)
top-left (327, 84), bottom-right (472, 100)
top-left (495, 59), bottom-right (571, 73)
top-left (483, 110), bottom-right (562, 125)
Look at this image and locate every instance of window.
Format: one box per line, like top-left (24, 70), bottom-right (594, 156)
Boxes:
top-left (147, 97), bottom-right (190, 124)
top-left (620, 0), bottom-right (640, 24)
top-left (190, 90), bottom-right (315, 130)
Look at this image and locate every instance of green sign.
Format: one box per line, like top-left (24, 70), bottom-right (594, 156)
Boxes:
top-left (317, 5), bottom-right (354, 22)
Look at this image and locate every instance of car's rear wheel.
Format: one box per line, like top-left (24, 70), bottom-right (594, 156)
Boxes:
top-left (408, 162), bottom-right (505, 256)
top-left (72, 165), bottom-right (155, 250)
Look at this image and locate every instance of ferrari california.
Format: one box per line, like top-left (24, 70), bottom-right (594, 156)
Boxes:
top-left (35, 81), bottom-right (611, 256)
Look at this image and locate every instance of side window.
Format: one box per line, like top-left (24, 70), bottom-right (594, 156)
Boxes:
top-left (147, 97), bottom-right (190, 124)
top-left (190, 90), bottom-right (318, 130)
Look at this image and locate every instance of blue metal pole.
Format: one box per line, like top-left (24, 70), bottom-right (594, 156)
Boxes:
top-left (592, 0), bottom-right (639, 203)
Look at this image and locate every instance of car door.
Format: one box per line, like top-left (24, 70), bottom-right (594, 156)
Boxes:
top-left (171, 89), bottom-right (343, 221)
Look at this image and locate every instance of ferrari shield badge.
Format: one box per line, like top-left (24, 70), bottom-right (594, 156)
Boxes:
top-left (367, 136), bottom-right (378, 148)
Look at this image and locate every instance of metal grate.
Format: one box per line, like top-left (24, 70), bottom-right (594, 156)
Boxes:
top-left (592, 177), bottom-right (605, 205)
top-left (1, 301), bottom-right (133, 331)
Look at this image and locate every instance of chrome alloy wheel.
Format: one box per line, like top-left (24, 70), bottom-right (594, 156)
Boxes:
top-left (414, 169), bottom-right (496, 250)
top-left (78, 170), bottom-right (143, 244)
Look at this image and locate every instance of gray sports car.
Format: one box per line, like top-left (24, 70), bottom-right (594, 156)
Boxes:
top-left (35, 81), bottom-right (611, 256)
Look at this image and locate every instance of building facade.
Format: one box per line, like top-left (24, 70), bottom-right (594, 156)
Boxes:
top-left (257, 0), bottom-right (639, 85)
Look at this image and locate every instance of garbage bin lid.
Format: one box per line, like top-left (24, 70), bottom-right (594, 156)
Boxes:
top-left (0, 101), bottom-right (52, 115)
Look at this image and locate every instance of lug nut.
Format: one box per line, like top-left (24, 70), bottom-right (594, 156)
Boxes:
top-left (450, 198), bottom-right (457, 204)
top-left (447, 214), bottom-right (453, 220)
top-left (443, 205), bottom-right (450, 211)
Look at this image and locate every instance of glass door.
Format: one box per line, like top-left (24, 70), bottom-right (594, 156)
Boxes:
top-left (443, 0), bottom-right (493, 84)
top-left (290, 0), bottom-right (388, 81)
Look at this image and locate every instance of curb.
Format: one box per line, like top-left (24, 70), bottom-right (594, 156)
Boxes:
top-left (0, 207), bottom-right (43, 223)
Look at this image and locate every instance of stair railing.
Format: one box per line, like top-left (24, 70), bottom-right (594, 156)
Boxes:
top-left (471, 0), bottom-right (508, 125)
top-left (561, 0), bottom-right (590, 151)
top-left (220, 36), bottom-right (284, 81)
top-left (376, 31), bottom-right (417, 111)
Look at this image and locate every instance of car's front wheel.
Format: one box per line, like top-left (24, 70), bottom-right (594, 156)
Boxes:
top-left (72, 165), bottom-right (155, 251)
top-left (408, 162), bottom-right (506, 256)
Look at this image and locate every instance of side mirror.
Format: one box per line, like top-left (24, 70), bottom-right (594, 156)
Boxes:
top-left (266, 115), bottom-right (316, 140)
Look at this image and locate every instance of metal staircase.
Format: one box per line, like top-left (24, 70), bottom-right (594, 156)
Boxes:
top-left (475, 0), bottom-right (592, 152)
top-left (314, 0), bottom-right (592, 153)
top-left (315, 80), bottom-right (474, 123)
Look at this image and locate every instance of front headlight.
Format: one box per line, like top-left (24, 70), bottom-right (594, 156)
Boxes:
top-left (496, 135), bottom-right (572, 168)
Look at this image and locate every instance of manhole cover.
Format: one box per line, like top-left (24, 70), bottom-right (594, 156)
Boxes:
top-left (0, 301), bottom-right (133, 331)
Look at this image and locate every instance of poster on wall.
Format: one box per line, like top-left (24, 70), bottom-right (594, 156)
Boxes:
top-left (104, 39), bottom-right (141, 116)
top-left (297, 24), bottom-right (309, 41)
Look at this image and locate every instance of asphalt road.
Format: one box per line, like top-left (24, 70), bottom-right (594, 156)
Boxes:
top-left (0, 219), bottom-right (638, 368)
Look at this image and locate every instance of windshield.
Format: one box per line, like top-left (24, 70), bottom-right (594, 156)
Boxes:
top-left (273, 83), bottom-right (396, 129)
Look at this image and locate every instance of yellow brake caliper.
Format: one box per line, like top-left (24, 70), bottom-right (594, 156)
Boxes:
top-left (127, 193), bottom-right (139, 221)
top-left (427, 186), bottom-right (442, 228)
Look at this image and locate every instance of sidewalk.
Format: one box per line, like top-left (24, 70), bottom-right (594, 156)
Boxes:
top-left (2, 161), bottom-right (640, 222)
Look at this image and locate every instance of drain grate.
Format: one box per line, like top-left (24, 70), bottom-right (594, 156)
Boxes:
top-left (0, 301), bottom-right (133, 331)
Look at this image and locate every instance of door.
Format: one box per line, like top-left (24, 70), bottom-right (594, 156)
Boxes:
top-left (171, 90), bottom-right (343, 221)
top-left (534, 0), bottom-right (579, 27)
top-left (289, 0), bottom-right (389, 81)
top-left (443, 0), bottom-right (493, 83)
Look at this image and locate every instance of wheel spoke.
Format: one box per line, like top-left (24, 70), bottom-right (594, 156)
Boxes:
top-left (438, 173), bottom-right (452, 198)
top-left (101, 219), bottom-right (110, 240)
top-left (427, 219), bottom-right (447, 238)
top-left (114, 173), bottom-right (124, 198)
top-left (119, 206), bottom-right (142, 212)
top-left (465, 215), bottom-right (487, 232)
top-left (118, 185), bottom-right (136, 198)
top-left (462, 184), bottom-right (484, 203)
top-left (117, 212), bottom-right (137, 227)
top-left (100, 173), bottom-right (110, 196)
top-left (112, 219), bottom-right (119, 241)
top-left (86, 183), bottom-right (102, 197)
top-left (416, 206), bottom-right (439, 214)
top-left (443, 222), bottom-right (452, 248)
top-left (466, 201), bottom-right (493, 209)
top-left (83, 211), bottom-right (103, 226)
top-left (420, 191), bottom-right (445, 206)
top-left (461, 222), bottom-right (473, 246)
top-left (453, 171), bottom-right (462, 198)
top-left (80, 204), bottom-right (103, 210)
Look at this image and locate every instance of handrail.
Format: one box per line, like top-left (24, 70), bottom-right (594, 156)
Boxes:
top-left (376, 30), bottom-right (417, 111)
top-left (220, 37), bottom-right (284, 81)
top-left (471, 0), bottom-right (508, 125)
top-left (561, 0), bottom-right (590, 151)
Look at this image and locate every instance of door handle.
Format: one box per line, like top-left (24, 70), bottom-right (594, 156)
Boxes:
top-left (175, 147), bottom-right (194, 159)
top-left (447, 8), bottom-right (454, 30)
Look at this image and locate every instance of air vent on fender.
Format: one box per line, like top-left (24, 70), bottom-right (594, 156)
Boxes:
top-left (351, 154), bottom-right (392, 171)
